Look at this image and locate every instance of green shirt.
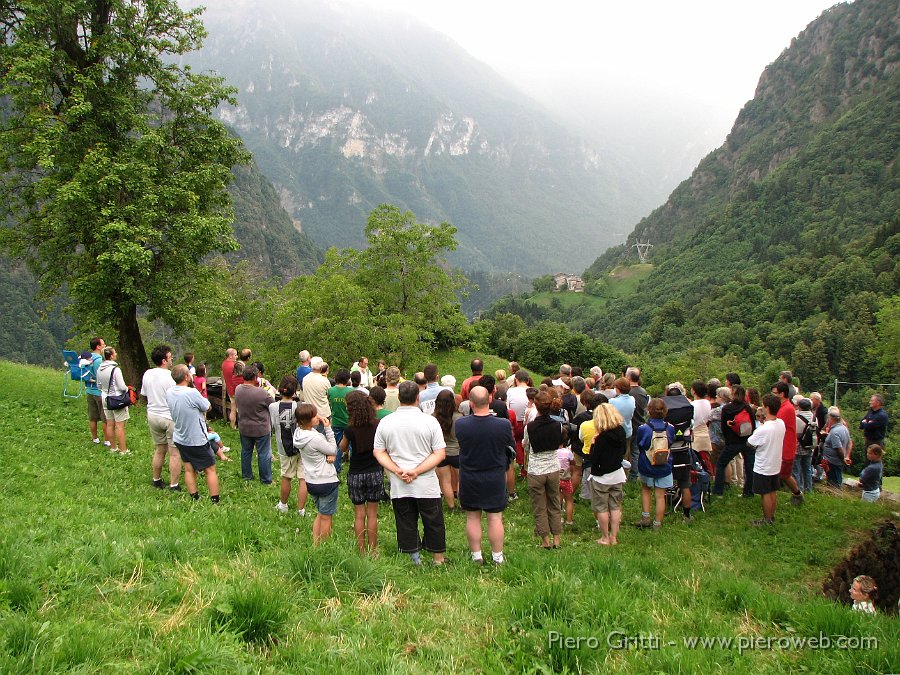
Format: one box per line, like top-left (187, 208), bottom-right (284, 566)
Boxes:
top-left (376, 408), bottom-right (392, 420)
top-left (327, 385), bottom-right (350, 428)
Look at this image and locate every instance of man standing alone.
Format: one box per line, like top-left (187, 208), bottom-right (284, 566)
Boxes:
top-left (860, 394), bottom-right (888, 450)
top-left (141, 344), bottom-right (182, 491)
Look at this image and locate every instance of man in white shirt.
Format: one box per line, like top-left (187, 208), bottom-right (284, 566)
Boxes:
top-left (302, 357), bottom-right (332, 420)
top-left (141, 344), bottom-right (182, 491)
top-left (374, 381), bottom-right (447, 565)
top-left (746, 394), bottom-right (786, 526)
top-left (417, 363), bottom-right (445, 414)
top-left (350, 357), bottom-right (374, 388)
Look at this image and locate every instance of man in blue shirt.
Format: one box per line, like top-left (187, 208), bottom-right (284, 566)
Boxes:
top-left (296, 350), bottom-right (312, 391)
top-left (860, 394), bottom-right (888, 450)
top-left (85, 336), bottom-right (111, 447)
top-left (167, 365), bottom-right (226, 502)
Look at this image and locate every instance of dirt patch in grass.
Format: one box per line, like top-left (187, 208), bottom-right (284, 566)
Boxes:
top-left (822, 519), bottom-right (899, 613)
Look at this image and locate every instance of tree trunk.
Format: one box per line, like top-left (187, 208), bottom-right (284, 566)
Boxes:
top-left (116, 303), bottom-right (149, 385)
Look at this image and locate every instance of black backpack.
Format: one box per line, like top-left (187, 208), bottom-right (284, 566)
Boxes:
top-left (797, 415), bottom-right (816, 450)
top-left (277, 401), bottom-right (298, 457)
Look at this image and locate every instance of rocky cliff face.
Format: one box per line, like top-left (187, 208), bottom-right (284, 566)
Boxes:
top-left (187, 0), bottom-right (652, 273)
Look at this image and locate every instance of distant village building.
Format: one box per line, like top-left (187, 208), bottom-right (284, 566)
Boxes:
top-left (553, 273), bottom-right (584, 292)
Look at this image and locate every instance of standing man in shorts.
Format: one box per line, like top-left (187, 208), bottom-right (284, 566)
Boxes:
top-left (85, 337), bottom-right (111, 447)
top-left (773, 381), bottom-right (804, 505)
top-left (270, 375), bottom-right (307, 515)
top-left (141, 344), bottom-right (182, 491)
top-left (746, 394), bottom-right (785, 525)
top-left (456, 386), bottom-right (515, 564)
top-left (166, 365), bottom-right (225, 502)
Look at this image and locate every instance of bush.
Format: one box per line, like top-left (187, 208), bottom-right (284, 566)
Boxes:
top-left (511, 321), bottom-right (628, 375)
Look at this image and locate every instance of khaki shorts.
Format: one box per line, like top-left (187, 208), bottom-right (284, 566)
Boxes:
top-left (280, 453), bottom-right (305, 480)
top-left (87, 394), bottom-right (106, 422)
top-left (147, 414), bottom-right (175, 447)
top-left (590, 480), bottom-right (624, 514)
top-left (572, 453), bottom-right (584, 467)
top-left (105, 405), bottom-right (130, 423)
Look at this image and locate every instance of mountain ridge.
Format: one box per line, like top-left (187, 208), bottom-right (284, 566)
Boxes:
top-left (185, 0), bottom-right (652, 272)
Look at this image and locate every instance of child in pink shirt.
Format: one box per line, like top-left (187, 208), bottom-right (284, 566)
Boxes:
top-left (194, 363), bottom-right (208, 399)
top-left (557, 444), bottom-right (575, 525)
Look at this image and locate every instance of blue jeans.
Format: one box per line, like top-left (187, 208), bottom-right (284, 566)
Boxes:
top-left (628, 437), bottom-right (641, 481)
top-left (713, 443), bottom-right (754, 496)
top-left (240, 433), bottom-right (272, 484)
top-left (792, 454), bottom-right (812, 493)
top-left (332, 427), bottom-right (345, 473)
top-left (825, 462), bottom-right (843, 489)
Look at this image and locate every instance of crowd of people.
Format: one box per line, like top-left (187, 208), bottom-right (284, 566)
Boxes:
top-left (79, 342), bottom-right (890, 585)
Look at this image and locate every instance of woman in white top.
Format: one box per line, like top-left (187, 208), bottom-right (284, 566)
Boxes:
top-left (690, 380), bottom-right (713, 460)
top-left (96, 346), bottom-right (130, 455)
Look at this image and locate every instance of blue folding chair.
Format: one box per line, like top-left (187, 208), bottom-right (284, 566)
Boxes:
top-left (62, 349), bottom-right (91, 399)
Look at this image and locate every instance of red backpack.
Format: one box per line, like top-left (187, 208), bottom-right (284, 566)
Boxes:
top-left (728, 407), bottom-right (753, 437)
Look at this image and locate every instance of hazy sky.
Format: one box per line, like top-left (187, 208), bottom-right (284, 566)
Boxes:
top-left (349, 0), bottom-right (844, 163)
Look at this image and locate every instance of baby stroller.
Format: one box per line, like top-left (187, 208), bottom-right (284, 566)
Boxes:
top-left (661, 393), bottom-right (707, 512)
top-left (667, 447), bottom-right (712, 512)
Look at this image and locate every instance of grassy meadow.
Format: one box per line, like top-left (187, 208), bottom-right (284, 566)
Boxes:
top-left (1, 359), bottom-right (897, 673)
top-left (528, 263), bottom-right (654, 312)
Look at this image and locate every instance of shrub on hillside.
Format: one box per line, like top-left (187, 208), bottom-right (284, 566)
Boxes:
top-left (511, 321), bottom-right (628, 376)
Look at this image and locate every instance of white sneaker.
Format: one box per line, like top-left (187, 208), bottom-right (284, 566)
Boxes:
top-left (92, 438), bottom-right (100, 444)
top-left (275, 502), bottom-right (289, 513)
top-left (297, 508), bottom-right (306, 516)
top-left (103, 441), bottom-right (112, 447)
top-left (221, 446), bottom-right (230, 453)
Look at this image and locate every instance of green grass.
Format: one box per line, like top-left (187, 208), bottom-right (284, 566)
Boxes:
top-left (1, 360), bottom-right (898, 672)
top-left (606, 263), bottom-right (654, 296)
top-left (882, 476), bottom-right (900, 494)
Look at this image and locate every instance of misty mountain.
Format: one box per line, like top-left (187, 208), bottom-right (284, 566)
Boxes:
top-left (183, 0), bottom-right (655, 273)
top-left (587, 0), bottom-right (899, 271)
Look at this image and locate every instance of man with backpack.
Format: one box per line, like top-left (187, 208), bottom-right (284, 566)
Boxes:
top-left (773, 382), bottom-right (805, 505)
top-left (713, 385), bottom-right (756, 497)
top-left (626, 367), bottom-right (649, 481)
top-left (270, 375), bottom-right (308, 516)
top-left (85, 337), bottom-right (112, 447)
top-left (793, 398), bottom-right (817, 494)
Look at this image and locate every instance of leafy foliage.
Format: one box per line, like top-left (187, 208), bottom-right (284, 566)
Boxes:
top-left (0, 1), bottom-right (248, 381)
top-left (220, 205), bottom-right (472, 374)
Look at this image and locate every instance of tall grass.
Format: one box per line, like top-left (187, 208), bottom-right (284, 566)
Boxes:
top-left (0, 360), bottom-right (896, 672)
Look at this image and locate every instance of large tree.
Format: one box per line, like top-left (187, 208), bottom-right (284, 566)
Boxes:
top-left (0, 1), bottom-right (247, 382)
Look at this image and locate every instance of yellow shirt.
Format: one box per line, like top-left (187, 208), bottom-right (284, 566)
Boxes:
top-left (579, 420), bottom-right (598, 453)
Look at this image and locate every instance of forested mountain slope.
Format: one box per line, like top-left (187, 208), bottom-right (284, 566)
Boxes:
top-left (574, 0), bottom-right (899, 390)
